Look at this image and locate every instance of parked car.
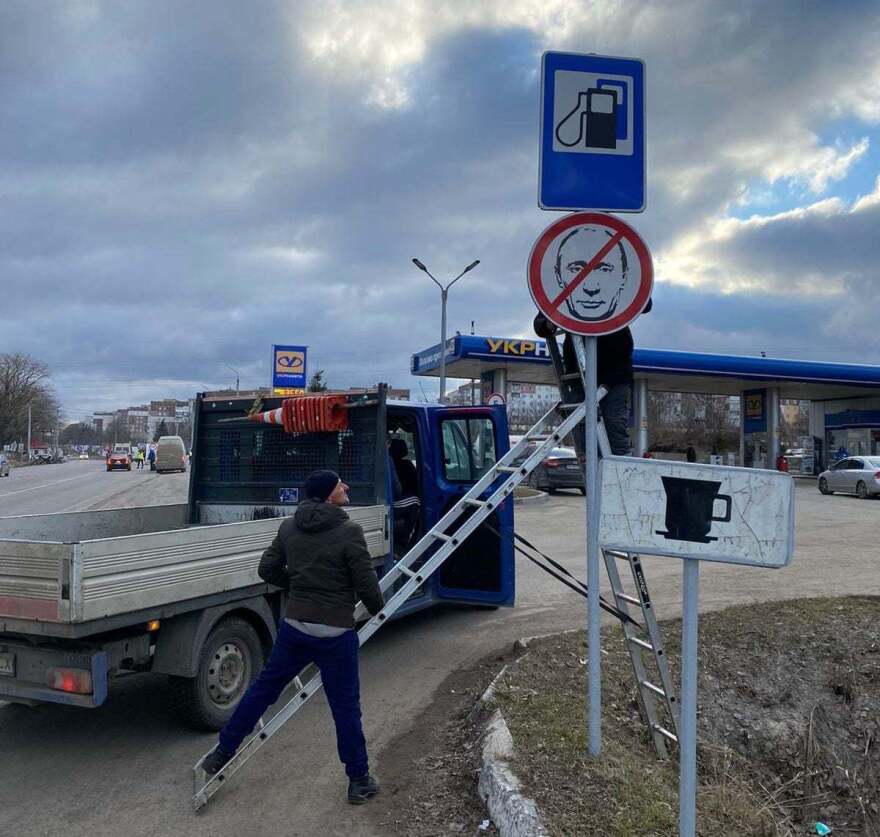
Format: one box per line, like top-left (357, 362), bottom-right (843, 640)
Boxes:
top-left (817, 456), bottom-right (880, 498)
top-left (106, 450), bottom-right (131, 471)
top-left (508, 434), bottom-right (538, 466)
top-left (155, 435), bottom-right (188, 473)
top-left (528, 446), bottom-right (585, 494)
top-left (0, 453), bottom-right (10, 477)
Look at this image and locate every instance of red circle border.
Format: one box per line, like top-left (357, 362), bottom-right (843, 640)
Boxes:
top-left (527, 212), bottom-right (653, 336)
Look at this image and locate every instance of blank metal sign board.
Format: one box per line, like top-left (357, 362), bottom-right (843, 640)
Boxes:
top-left (539, 51), bottom-right (646, 212)
top-left (599, 456), bottom-right (794, 568)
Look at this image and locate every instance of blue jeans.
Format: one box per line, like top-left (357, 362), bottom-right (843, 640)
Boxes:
top-left (218, 621), bottom-right (368, 778)
top-left (601, 383), bottom-right (631, 455)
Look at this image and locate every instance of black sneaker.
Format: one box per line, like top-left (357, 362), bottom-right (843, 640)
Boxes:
top-left (201, 745), bottom-right (234, 776)
top-left (347, 774), bottom-right (379, 804)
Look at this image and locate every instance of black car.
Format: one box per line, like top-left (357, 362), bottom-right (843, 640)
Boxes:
top-left (528, 446), bottom-right (584, 494)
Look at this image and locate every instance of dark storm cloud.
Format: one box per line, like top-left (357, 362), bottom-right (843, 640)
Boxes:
top-left (2, 1), bottom-right (880, 416)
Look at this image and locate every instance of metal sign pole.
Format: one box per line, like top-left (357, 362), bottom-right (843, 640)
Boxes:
top-left (582, 335), bottom-right (602, 756)
top-left (679, 557), bottom-right (699, 836)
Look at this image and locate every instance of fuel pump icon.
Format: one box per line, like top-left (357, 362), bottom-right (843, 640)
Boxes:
top-left (555, 87), bottom-right (619, 150)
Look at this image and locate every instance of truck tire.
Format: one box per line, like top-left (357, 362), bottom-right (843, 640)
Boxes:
top-left (169, 616), bottom-right (264, 731)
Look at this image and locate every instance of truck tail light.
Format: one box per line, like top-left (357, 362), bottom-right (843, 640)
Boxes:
top-left (47, 667), bottom-right (93, 694)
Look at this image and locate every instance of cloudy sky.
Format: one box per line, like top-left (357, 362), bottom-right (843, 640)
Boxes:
top-left (4, 1), bottom-right (880, 419)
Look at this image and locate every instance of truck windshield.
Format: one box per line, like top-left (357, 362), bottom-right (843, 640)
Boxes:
top-left (441, 417), bottom-right (496, 482)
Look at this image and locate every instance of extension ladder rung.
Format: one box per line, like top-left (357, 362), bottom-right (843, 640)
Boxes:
top-left (641, 680), bottom-right (668, 698)
top-left (653, 724), bottom-right (678, 743)
top-left (192, 393), bottom-right (591, 810)
top-left (546, 330), bottom-right (679, 761)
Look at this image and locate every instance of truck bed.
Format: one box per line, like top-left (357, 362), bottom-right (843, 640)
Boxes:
top-left (0, 503), bottom-right (388, 632)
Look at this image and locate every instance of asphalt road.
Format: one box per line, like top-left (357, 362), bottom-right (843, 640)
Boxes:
top-left (1, 480), bottom-right (877, 837)
top-left (0, 458), bottom-right (188, 517)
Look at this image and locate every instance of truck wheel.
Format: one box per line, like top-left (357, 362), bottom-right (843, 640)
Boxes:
top-left (169, 617), bottom-right (264, 731)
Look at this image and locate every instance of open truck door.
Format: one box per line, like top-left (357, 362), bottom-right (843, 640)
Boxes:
top-left (427, 405), bottom-right (515, 607)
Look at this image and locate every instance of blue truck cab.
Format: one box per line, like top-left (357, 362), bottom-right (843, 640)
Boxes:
top-left (189, 385), bottom-right (515, 617)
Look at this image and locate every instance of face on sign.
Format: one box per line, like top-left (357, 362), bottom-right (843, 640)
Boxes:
top-left (554, 226), bottom-right (628, 322)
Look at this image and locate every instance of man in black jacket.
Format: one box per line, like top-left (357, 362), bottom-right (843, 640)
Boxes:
top-left (201, 469), bottom-right (385, 804)
top-left (561, 326), bottom-right (635, 455)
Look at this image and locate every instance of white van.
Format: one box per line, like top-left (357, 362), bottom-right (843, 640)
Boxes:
top-left (155, 435), bottom-right (188, 474)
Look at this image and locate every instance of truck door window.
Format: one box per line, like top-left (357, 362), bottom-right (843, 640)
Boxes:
top-left (441, 418), bottom-right (496, 482)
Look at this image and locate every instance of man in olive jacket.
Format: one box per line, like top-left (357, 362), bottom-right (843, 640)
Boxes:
top-left (202, 469), bottom-right (385, 804)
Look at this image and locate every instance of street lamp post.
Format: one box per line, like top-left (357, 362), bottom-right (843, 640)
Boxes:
top-left (411, 258), bottom-right (480, 404)
top-left (224, 364), bottom-right (241, 395)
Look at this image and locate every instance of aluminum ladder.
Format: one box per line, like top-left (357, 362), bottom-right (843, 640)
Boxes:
top-left (192, 397), bottom-right (590, 810)
top-left (546, 328), bottom-right (680, 758)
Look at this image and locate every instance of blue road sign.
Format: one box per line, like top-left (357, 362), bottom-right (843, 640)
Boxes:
top-left (272, 344), bottom-right (308, 389)
top-left (539, 51), bottom-right (645, 212)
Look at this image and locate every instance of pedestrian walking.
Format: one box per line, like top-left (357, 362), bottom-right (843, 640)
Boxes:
top-left (135, 448), bottom-right (145, 469)
top-left (147, 446), bottom-right (156, 471)
top-left (200, 469), bottom-right (385, 804)
top-left (686, 445), bottom-right (697, 463)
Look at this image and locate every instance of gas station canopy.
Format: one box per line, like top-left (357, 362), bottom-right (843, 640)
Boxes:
top-left (411, 335), bottom-right (880, 401)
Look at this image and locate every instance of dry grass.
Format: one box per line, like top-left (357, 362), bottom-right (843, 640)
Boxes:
top-left (491, 597), bottom-right (880, 836)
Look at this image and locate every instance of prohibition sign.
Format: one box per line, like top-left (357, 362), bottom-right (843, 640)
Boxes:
top-left (528, 211), bottom-right (653, 336)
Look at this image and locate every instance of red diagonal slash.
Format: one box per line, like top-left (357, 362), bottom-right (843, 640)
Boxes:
top-left (549, 230), bottom-right (625, 310)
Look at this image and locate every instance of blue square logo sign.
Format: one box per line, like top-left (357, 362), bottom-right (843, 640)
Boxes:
top-left (539, 52), bottom-right (645, 212)
top-left (272, 344), bottom-right (307, 389)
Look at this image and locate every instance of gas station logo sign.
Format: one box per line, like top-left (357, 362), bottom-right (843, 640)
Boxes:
top-left (743, 389), bottom-right (767, 434)
top-left (272, 344), bottom-right (308, 390)
top-left (486, 338), bottom-right (550, 357)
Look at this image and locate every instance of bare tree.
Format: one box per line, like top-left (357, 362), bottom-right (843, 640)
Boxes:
top-left (780, 400), bottom-right (809, 450)
top-left (307, 370), bottom-right (328, 392)
top-left (151, 419), bottom-right (169, 443)
top-left (0, 353), bottom-right (60, 447)
top-left (647, 391), bottom-right (738, 454)
top-left (60, 423), bottom-right (102, 447)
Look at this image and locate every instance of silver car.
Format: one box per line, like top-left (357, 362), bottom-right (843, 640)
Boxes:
top-left (818, 456), bottom-right (880, 498)
top-left (0, 454), bottom-right (9, 477)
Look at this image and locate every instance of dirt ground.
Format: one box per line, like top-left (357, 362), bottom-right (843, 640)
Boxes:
top-left (493, 596), bottom-right (880, 836)
top-left (363, 656), bottom-right (513, 836)
top-left (365, 596), bottom-right (879, 837)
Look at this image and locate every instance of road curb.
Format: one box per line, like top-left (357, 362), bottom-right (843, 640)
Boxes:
top-left (513, 490), bottom-right (549, 505)
top-left (476, 655), bottom-right (550, 837)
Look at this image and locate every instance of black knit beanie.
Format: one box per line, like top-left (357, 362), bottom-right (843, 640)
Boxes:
top-left (304, 469), bottom-right (340, 502)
